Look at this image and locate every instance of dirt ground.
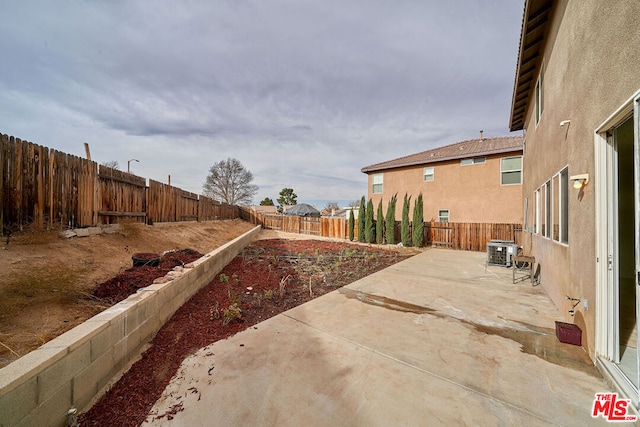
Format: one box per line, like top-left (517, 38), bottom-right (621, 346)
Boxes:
top-left (0, 219), bottom-right (256, 367)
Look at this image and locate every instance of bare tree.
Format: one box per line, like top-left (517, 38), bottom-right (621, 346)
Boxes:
top-left (202, 158), bottom-right (258, 205)
top-left (324, 201), bottom-right (340, 211)
top-left (101, 160), bottom-right (120, 170)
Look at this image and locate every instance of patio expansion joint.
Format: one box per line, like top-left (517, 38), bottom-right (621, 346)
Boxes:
top-left (282, 312), bottom-right (561, 426)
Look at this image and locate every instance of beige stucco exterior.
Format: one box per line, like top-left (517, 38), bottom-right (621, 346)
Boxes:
top-left (512, 0), bottom-right (640, 370)
top-left (365, 151), bottom-right (523, 224)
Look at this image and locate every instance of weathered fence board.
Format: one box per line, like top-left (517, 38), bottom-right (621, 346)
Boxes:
top-left (1, 133), bottom-right (242, 232)
top-left (242, 208), bottom-right (521, 252)
top-left (97, 165), bottom-right (146, 224)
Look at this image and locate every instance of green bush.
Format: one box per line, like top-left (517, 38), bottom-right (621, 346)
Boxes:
top-left (376, 199), bottom-right (384, 244)
top-left (385, 194), bottom-right (397, 245)
top-left (412, 193), bottom-right (424, 247)
top-left (365, 198), bottom-right (375, 243)
top-left (401, 194), bottom-right (411, 246)
top-left (358, 196), bottom-right (366, 242)
top-left (348, 209), bottom-right (355, 241)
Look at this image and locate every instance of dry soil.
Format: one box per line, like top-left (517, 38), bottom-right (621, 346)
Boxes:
top-left (0, 219), bottom-right (255, 367)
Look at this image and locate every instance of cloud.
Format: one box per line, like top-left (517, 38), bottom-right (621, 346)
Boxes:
top-left (0, 0), bottom-right (524, 203)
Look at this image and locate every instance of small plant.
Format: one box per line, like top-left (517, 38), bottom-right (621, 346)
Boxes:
top-left (219, 273), bottom-right (231, 299)
top-left (222, 303), bottom-right (242, 325)
top-left (264, 289), bottom-right (274, 300)
top-left (279, 275), bottom-right (291, 299)
top-left (210, 302), bottom-right (220, 320)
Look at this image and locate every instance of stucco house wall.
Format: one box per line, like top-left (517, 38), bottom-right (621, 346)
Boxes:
top-left (511, 0), bottom-right (640, 361)
top-left (362, 136), bottom-right (523, 224)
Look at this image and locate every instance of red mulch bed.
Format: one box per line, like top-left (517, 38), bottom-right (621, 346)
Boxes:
top-left (78, 239), bottom-right (412, 426)
top-left (92, 249), bottom-right (203, 303)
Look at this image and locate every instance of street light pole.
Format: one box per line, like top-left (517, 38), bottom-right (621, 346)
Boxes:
top-left (127, 158), bottom-right (139, 174)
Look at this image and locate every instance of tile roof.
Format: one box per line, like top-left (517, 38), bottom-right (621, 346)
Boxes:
top-left (361, 135), bottom-right (524, 173)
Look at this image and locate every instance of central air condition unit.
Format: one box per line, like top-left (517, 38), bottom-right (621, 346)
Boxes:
top-left (486, 240), bottom-right (518, 267)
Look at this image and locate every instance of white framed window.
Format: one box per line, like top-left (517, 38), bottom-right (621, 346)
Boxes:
top-left (501, 156), bottom-right (522, 185)
top-left (539, 183), bottom-right (547, 237)
top-left (372, 174), bottom-right (383, 194)
top-left (438, 209), bottom-right (449, 222)
top-left (544, 180), bottom-right (551, 238)
top-left (552, 167), bottom-right (569, 244)
top-left (534, 189), bottom-right (540, 234)
top-left (423, 167), bottom-right (434, 182)
top-left (535, 64), bottom-right (544, 126)
top-left (460, 157), bottom-right (486, 166)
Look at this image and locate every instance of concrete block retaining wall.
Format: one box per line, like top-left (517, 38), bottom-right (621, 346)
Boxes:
top-left (0, 226), bottom-right (261, 427)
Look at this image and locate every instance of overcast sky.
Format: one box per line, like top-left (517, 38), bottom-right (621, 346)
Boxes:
top-left (0, 1), bottom-right (524, 206)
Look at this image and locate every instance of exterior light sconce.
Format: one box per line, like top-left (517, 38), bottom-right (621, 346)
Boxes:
top-left (570, 173), bottom-right (589, 189)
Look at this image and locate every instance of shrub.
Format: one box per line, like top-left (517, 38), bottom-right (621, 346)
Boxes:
top-left (385, 193), bottom-right (397, 245)
top-left (401, 194), bottom-right (411, 246)
top-left (365, 198), bottom-right (375, 243)
top-left (222, 303), bottom-right (242, 325)
top-left (376, 199), bottom-right (384, 244)
top-left (358, 196), bottom-right (366, 242)
top-left (412, 193), bottom-right (424, 247)
top-left (348, 209), bottom-right (355, 241)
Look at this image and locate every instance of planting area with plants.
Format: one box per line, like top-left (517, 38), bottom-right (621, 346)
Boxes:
top-left (79, 238), bottom-right (414, 426)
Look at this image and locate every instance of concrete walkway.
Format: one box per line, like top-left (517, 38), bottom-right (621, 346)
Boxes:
top-left (143, 248), bottom-right (628, 426)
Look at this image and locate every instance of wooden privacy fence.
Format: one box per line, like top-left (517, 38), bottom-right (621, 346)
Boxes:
top-left (240, 208), bottom-right (521, 252)
top-left (1, 133), bottom-right (240, 232)
top-left (425, 222), bottom-right (522, 252)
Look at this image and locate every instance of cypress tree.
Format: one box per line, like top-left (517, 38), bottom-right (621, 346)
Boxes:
top-left (412, 193), bottom-right (424, 247)
top-left (358, 196), bottom-right (366, 242)
top-left (376, 199), bottom-right (384, 244)
top-left (364, 199), bottom-right (376, 243)
top-left (365, 198), bottom-right (375, 243)
top-left (401, 194), bottom-right (411, 246)
top-left (348, 209), bottom-right (355, 241)
top-left (385, 193), bottom-right (397, 245)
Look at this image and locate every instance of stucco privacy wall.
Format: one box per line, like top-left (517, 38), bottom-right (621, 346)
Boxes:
top-left (0, 225), bottom-right (261, 427)
top-left (518, 0), bottom-right (640, 358)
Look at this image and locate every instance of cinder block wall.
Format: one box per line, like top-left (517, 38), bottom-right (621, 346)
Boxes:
top-left (0, 225), bottom-right (261, 427)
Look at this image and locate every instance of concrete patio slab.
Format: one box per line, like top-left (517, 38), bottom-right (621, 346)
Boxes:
top-left (144, 249), bottom-right (631, 426)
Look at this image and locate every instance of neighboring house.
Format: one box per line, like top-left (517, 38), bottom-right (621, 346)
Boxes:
top-left (248, 205), bottom-right (278, 215)
top-left (509, 0), bottom-right (640, 404)
top-left (325, 207), bottom-right (359, 219)
top-left (361, 134), bottom-right (524, 223)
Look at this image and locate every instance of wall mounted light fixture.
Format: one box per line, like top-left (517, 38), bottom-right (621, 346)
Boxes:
top-left (569, 173), bottom-right (589, 189)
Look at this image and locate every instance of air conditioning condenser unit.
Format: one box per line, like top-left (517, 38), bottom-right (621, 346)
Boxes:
top-left (486, 240), bottom-right (518, 267)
